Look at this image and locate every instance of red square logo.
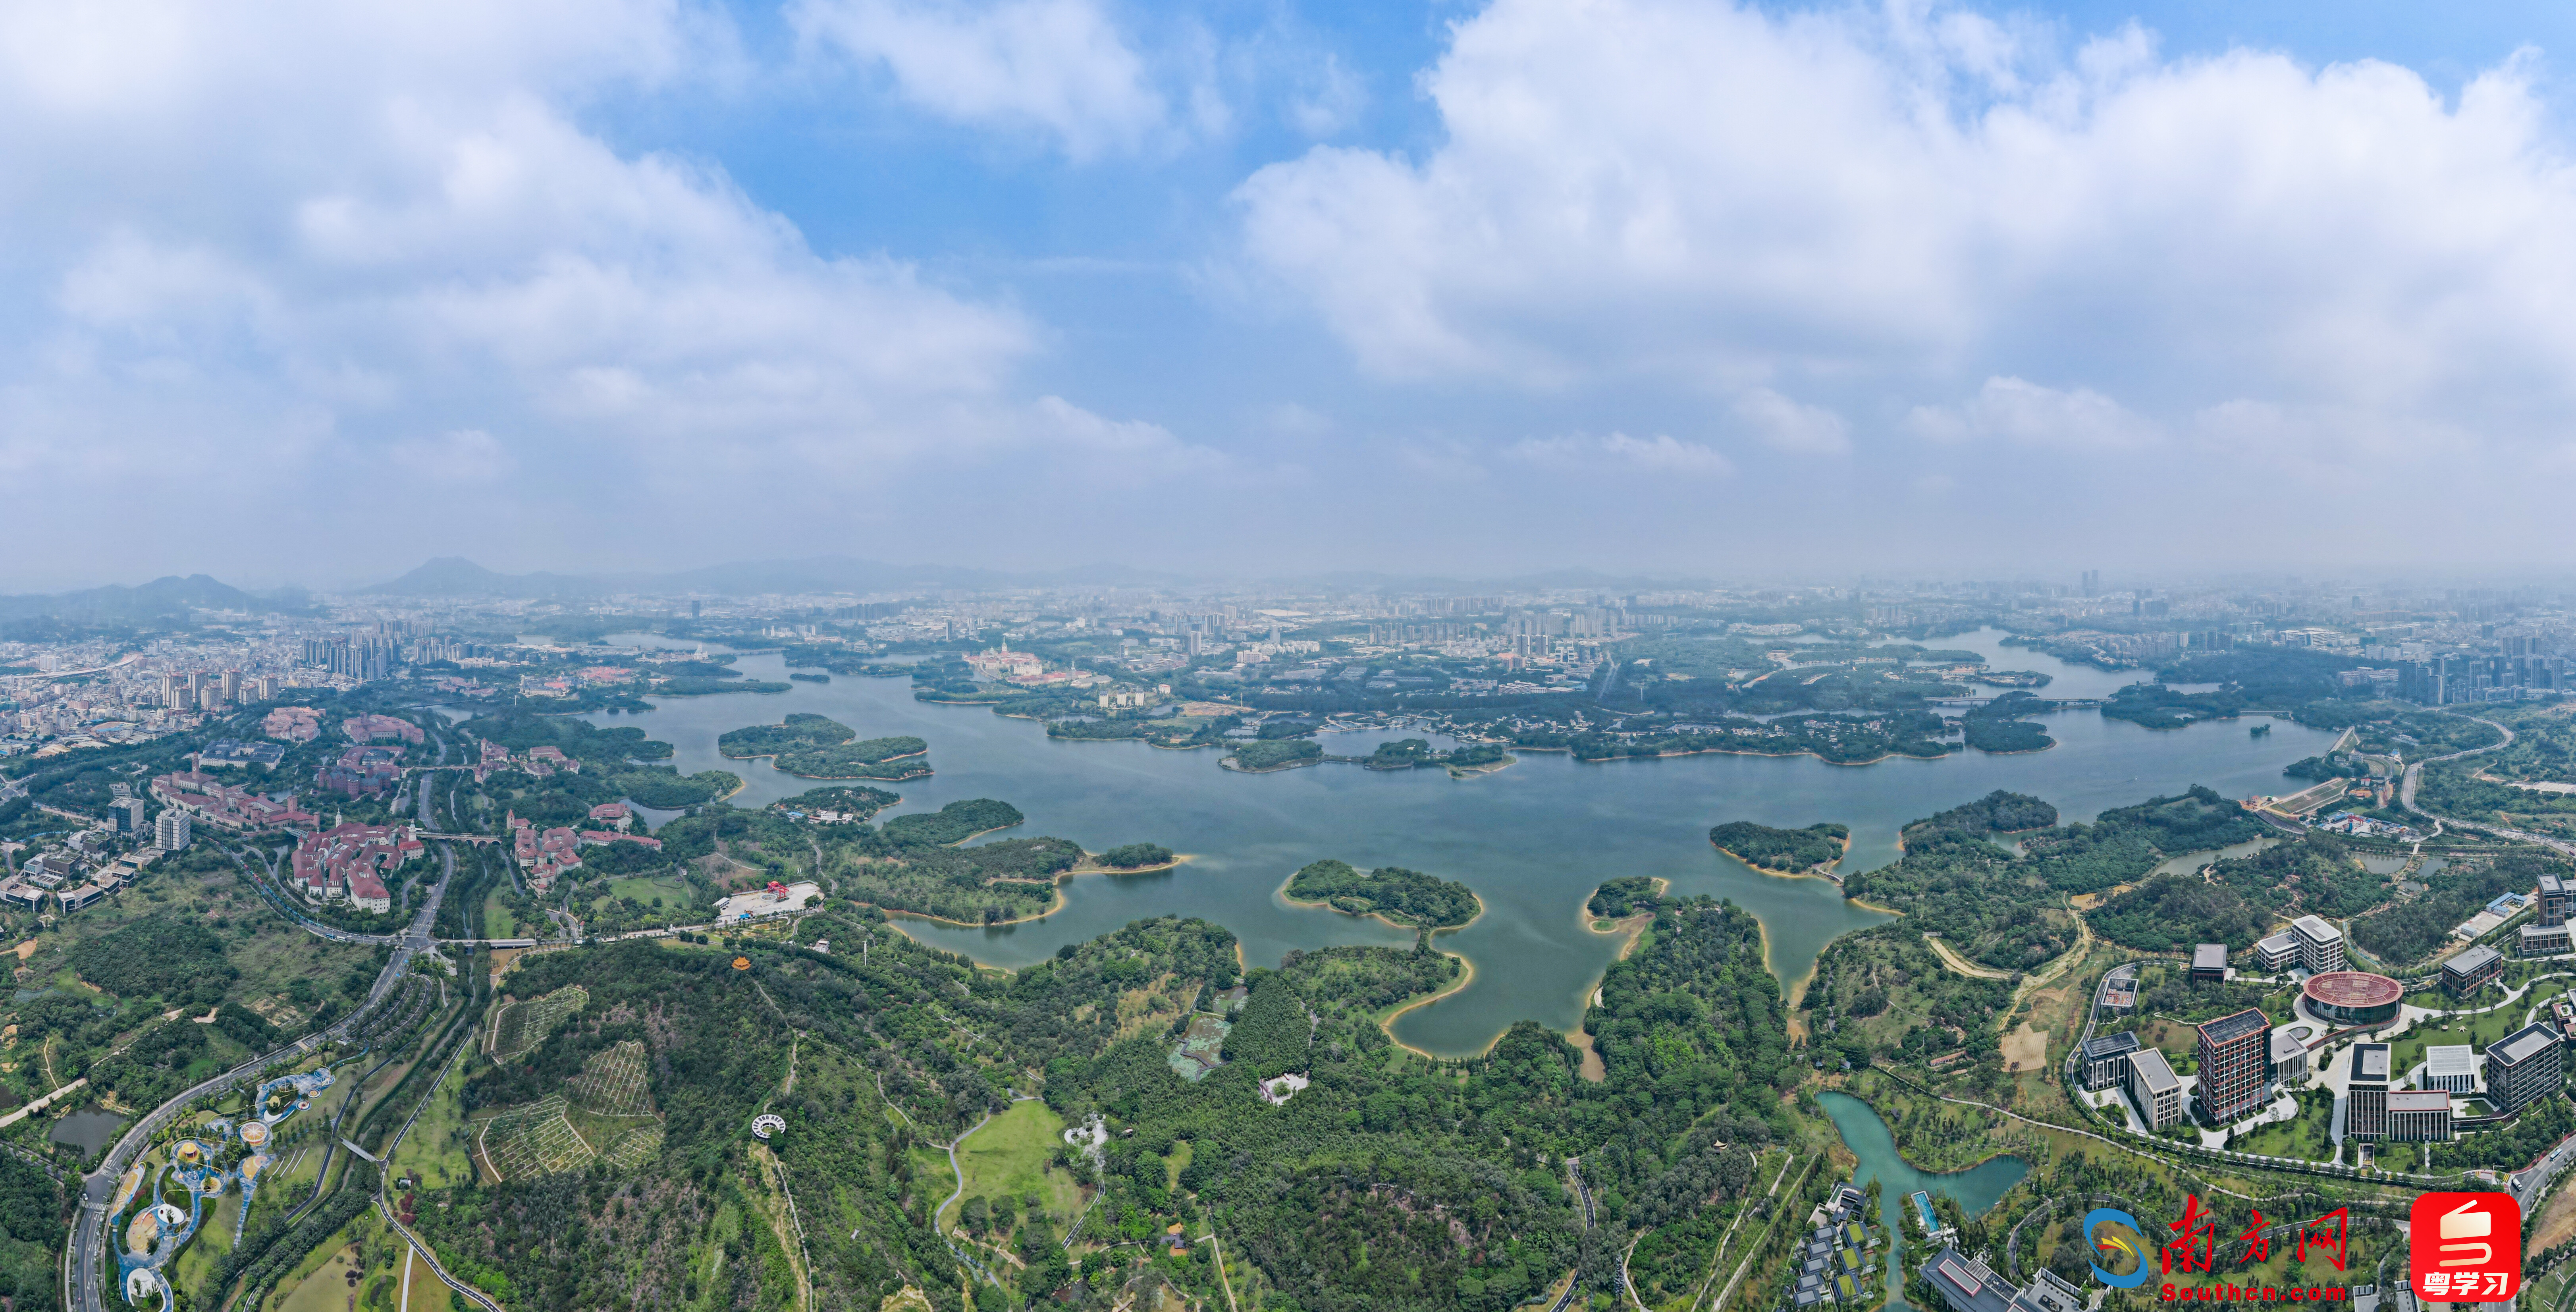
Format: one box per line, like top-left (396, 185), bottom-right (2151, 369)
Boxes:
top-left (2411, 1193), bottom-right (2521, 1302)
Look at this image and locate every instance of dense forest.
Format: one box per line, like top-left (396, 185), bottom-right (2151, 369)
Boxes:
top-left (1282, 859), bottom-right (1482, 928)
top-left (1706, 821), bottom-right (1848, 872)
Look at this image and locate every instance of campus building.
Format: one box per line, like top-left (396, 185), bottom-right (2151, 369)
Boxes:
top-left (2386, 1091), bottom-right (2455, 1142)
top-left (2544, 873), bottom-right (2573, 928)
top-left (2079, 1032), bottom-right (2140, 1091)
top-left (1921, 1248), bottom-right (2086, 1312)
top-left (2487, 1022), bottom-right (2564, 1114)
top-left (2347, 1043), bottom-right (2393, 1139)
top-left (2291, 915), bottom-right (2348, 972)
top-left (2422, 1046), bottom-right (2479, 1094)
top-left (2190, 944), bottom-right (2228, 982)
top-left (2254, 932), bottom-right (2300, 974)
top-left (2270, 1028), bottom-right (2311, 1084)
top-left (2443, 945), bottom-right (2506, 998)
top-left (2128, 1047), bottom-right (2183, 1130)
top-left (2521, 920), bottom-right (2572, 959)
top-left (2196, 1007), bottom-right (2272, 1123)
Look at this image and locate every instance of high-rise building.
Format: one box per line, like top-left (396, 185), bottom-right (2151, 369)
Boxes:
top-left (156, 809), bottom-right (192, 852)
top-left (187, 671), bottom-right (205, 703)
top-left (1185, 631), bottom-right (1205, 658)
top-left (220, 670), bottom-right (241, 703)
top-left (2127, 1047), bottom-right (2182, 1130)
top-left (113, 798), bottom-right (147, 834)
top-left (2542, 874), bottom-right (2572, 928)
top-left (2195, 1007), bottom-right (2271, 1123)
top-left (2488, 1023), bottom-right (2563, 1114)
top-left (2347, 1043), bottom-right (2391, 1138)
top-left (691, 600), bottom-right (702, 620)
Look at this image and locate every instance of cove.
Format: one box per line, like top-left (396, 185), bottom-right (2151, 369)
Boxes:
top-left (587, 630), bottom-right (2337, 1057)
top-left (1819, 1090), bottom-right (2029, 1310)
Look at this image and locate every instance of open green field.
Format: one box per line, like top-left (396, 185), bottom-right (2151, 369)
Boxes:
top-left (481, 886), bottom-right (522, 941)
top-left (604, 875), bottom-right (690, 905)
top-left (2392, 1008), bottom-right (2526, 1074)
top-left (942, 1100), bottom-right (1081, 1230)
top-left (390, 1051), bottom-right (476, 1190)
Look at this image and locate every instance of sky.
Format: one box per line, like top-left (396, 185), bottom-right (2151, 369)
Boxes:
top-left (7, 0), bottom-right (2576, 591)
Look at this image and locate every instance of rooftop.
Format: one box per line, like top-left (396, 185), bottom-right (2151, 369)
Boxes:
top-left (2447, 944), bottom-right (2504, 975)
top-left (2199, 1007), bottom-right (2269, 1046)
top-left (2425, 1045), bottom-right (2477, 1079)
top-left (2193, 943), bottom-right (2229, 970)
top-left (2387, 1090), bottom-right (2452, 1112)
top-left (2353, 1043), bottom-right (2391, 1082)
top-left (2494, 1023), bottom-right (2560, 1067)
top-left (2292, 914), bottom-right (2343, 944)
top-left (2080, 1031), bottom-right (2140, 1060)
top-left (2303, 971), bottom-right (2404, 1008)
top-left (2130, 1047), bottom-right (2180, 1093)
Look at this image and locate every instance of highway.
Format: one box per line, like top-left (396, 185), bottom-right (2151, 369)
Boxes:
top-left (70, 839), bottom-right (460, 1312)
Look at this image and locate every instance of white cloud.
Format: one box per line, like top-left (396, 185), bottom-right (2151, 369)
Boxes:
top-left (792, 0), bottom-right (1168, 159)
top-left (0, 0), bottom-right (1214, 577)
top-left (1508, 431), bottom-right (1733, 477)
top-left (1733, 389), bottom-right (1850, 454)
top-left (1234, 0), bottom-right (2576, 467)
top-left (1907, 377), bottom-right (2160, 449)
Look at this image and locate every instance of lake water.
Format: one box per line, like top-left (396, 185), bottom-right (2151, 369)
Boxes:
top-left (49, 1107), bottom-right (125, 1156)
top-left (1819, 1091), bottom-right (2030, 1310)
top-left (588, 629), bottom-right (2336, 1057)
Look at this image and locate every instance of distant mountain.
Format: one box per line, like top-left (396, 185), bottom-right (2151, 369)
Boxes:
top-left (363, 556), bottom-right (1188, 598)
top-left (0, 573), bottom-right (283, 621)
top-left (366, 557), bottom-right (607, 599)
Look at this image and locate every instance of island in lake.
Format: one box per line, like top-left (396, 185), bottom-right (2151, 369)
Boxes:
top-left (719, 713), bottom-right (933, 779)
top-left (1708, 821), bottom-right (1851, 874)
top-left (1282, 858), bottom-right (1481, 929)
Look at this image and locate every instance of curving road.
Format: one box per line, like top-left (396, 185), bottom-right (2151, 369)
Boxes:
top-left (71, 841), bottom-right (460, 1312)
top-left (2399, 712), bottom-right (2576, 859)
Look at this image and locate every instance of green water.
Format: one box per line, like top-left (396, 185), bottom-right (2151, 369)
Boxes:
top-left (589, 629), bottom-right (2337, 1057)
top-left (1819, 1090), bottom-right (2030, 1310)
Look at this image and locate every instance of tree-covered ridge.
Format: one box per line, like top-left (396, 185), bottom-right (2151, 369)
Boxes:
top-left (1962, 691), bottom-right (2056, 752)
top-left (1587, 876), bottom-right (1661, 918)
top-left (1228, 739), bottom-right (1323, 770)
top-left (1284, 859), bottom-right (1482, 928)
top-left (1707, 820), bottom-right (1847, 872)
top-left (716, 711), bottom-right (856, 756)
top-left (881, 797), bottom-right (1024, 846)
top-left (1097, 842), bottom-right (1174, 868)
top-left (461, 710), bottom-right (675, 764)
top-left (772, 783), bottom-right (902, 818)
top-left (1847, 788), bottom-right (2252, 969)
top-left (1803, 924), bottom-right (2013, 1072)
top-left (2087, 874), bottom-right (2272, 951)
top-left (2353, 852), bottom-right (2570, 966)
top-left (1514, 709), bottom-right (1954, 766)
top-left (68, 915), bottom-right (233, 1004)
top-left (2100, 683), bottom-right (2246, 729)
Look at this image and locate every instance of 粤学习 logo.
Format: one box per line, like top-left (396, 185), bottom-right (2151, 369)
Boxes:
top-left (2410, 1193), bottom-right (2520, 1303)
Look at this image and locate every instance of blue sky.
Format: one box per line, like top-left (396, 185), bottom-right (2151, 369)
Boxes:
top-left (6, 0), bottom-right (2576, 589)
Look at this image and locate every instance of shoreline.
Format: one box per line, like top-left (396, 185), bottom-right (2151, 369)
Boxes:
top-left (870, 853), bottom-right (1198, 932)
top-left (1537, 742), bottom-right (1956, 768)
top-left (1710, 830), bottom-right (1853, 883)
top-left (1375, 949), bottom-right (1479, 1061)
top-left (1276, 874), bottom-right (1487, 936)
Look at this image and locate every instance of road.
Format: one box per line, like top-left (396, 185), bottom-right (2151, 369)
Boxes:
top-left (71, 840), bottom-right (461, 1312)
top-left (2399, 712), bottom-right (2576, 859)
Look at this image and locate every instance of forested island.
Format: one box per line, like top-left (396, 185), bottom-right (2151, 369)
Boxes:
top-left (1707, 821), bottom-right (1849, 873)
top-left (1282, 858), bottom-right (1482, 929)
top-left (718, 712), bottom-right (931, 779)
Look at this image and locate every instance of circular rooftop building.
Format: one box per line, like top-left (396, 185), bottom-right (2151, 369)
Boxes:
top-left (2302, 971), bottom-right (2403, 1027)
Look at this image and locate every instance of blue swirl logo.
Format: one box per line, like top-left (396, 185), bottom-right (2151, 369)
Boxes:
top-left (2084, 1209), bottom-right (2150, 1288)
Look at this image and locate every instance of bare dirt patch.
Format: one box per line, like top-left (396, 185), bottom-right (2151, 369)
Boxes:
top-left (2002, 1023), bottom-right (2049, 1073)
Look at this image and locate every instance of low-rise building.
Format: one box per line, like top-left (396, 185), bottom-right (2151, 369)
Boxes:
top-left (290, 822), bottom-right (421, 910)
top-left (2423, 1045), bottom-right (2479, 1094)
top-left (2520, 921), bottom-right (2572, 959)
top-left (2386, 1090), bottom-right (2454, 1142)
top-left (2079, 1032), bottom-right (2140, 1091)
top-left (2191, 943), bottom-right (2229, 982)
top-left (2291, 915), bottom-right (2348, 972)
top-left (2487, 1022), bottom-right (2563, 1114)
top-left (341, 714), bottom-right (424, 745)
top-left (2443, 945), bottom-right (2506, 997)
top-left (1921, 1248), bottom-right (2085, 1312)
top-left (2254, 932), bottom-right (2300, 973)
top-left (2128, 1047), bottom-right (2183, 1129)
top-left (2270, 1027), bottom-right (2311, 1084)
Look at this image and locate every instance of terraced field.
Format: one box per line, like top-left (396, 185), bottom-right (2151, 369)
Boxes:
top-left (600, 1125), bottom-right (665, 1171)
top-left (489, 983), bottom-right (589, 1060)
top-left (480, 1094), bottom-right (597, 1180)
top-left (568, 1040), bottom-right (655, 1116)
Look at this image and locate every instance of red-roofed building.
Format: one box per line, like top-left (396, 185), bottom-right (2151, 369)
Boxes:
top-left (152, 772), bottom-right (321, 834)
top-left (588, 801), bottom-right (632, 830)
top-left (262, 706), bottom-right (322, 742)
top-left (342, 714), bottom-right (424, 746)
top-left (290, 821), bottom-right (419, 912)
top-left (579, 831), bottom-right (662, 851)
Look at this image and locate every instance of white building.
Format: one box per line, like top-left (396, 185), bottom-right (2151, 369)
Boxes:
top-left (155, 809), bottom-right (191, 853)
top-left (2423, 1045), bottom-right (2479, 1094)
top-left (2128, 1047), bottom-right (2183, 1130)
top-left (2290, 915), bottom-right (2348, 973)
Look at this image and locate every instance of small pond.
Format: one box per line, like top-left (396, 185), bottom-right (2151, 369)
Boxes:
top-left (1819, 1091), bottom-right (2030, 1310)
top-left (48, 1108), bottom-right (125, 1156)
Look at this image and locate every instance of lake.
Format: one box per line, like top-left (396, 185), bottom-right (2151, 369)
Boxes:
top-left (1819, 1090), bottom-right (2030, 1310)
top-left (588, 629), bottom-right (2335, 1057)
top-left (49, 1107), bottom-right (125, 1156)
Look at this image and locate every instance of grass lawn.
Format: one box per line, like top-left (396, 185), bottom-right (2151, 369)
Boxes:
top-left (389, 1052), bottom-right (476, 1191)
top-left (943, 1100), bottom-right (1080, 1231)
top-left (170, 1190), bottom-right (238, 1298)
top-left (2392, 1009), bottom-right (2525, 1073)
top-left (605, 874), bottom-right (690, 904)
top-left (482, 886), bottom-right (521, 940)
